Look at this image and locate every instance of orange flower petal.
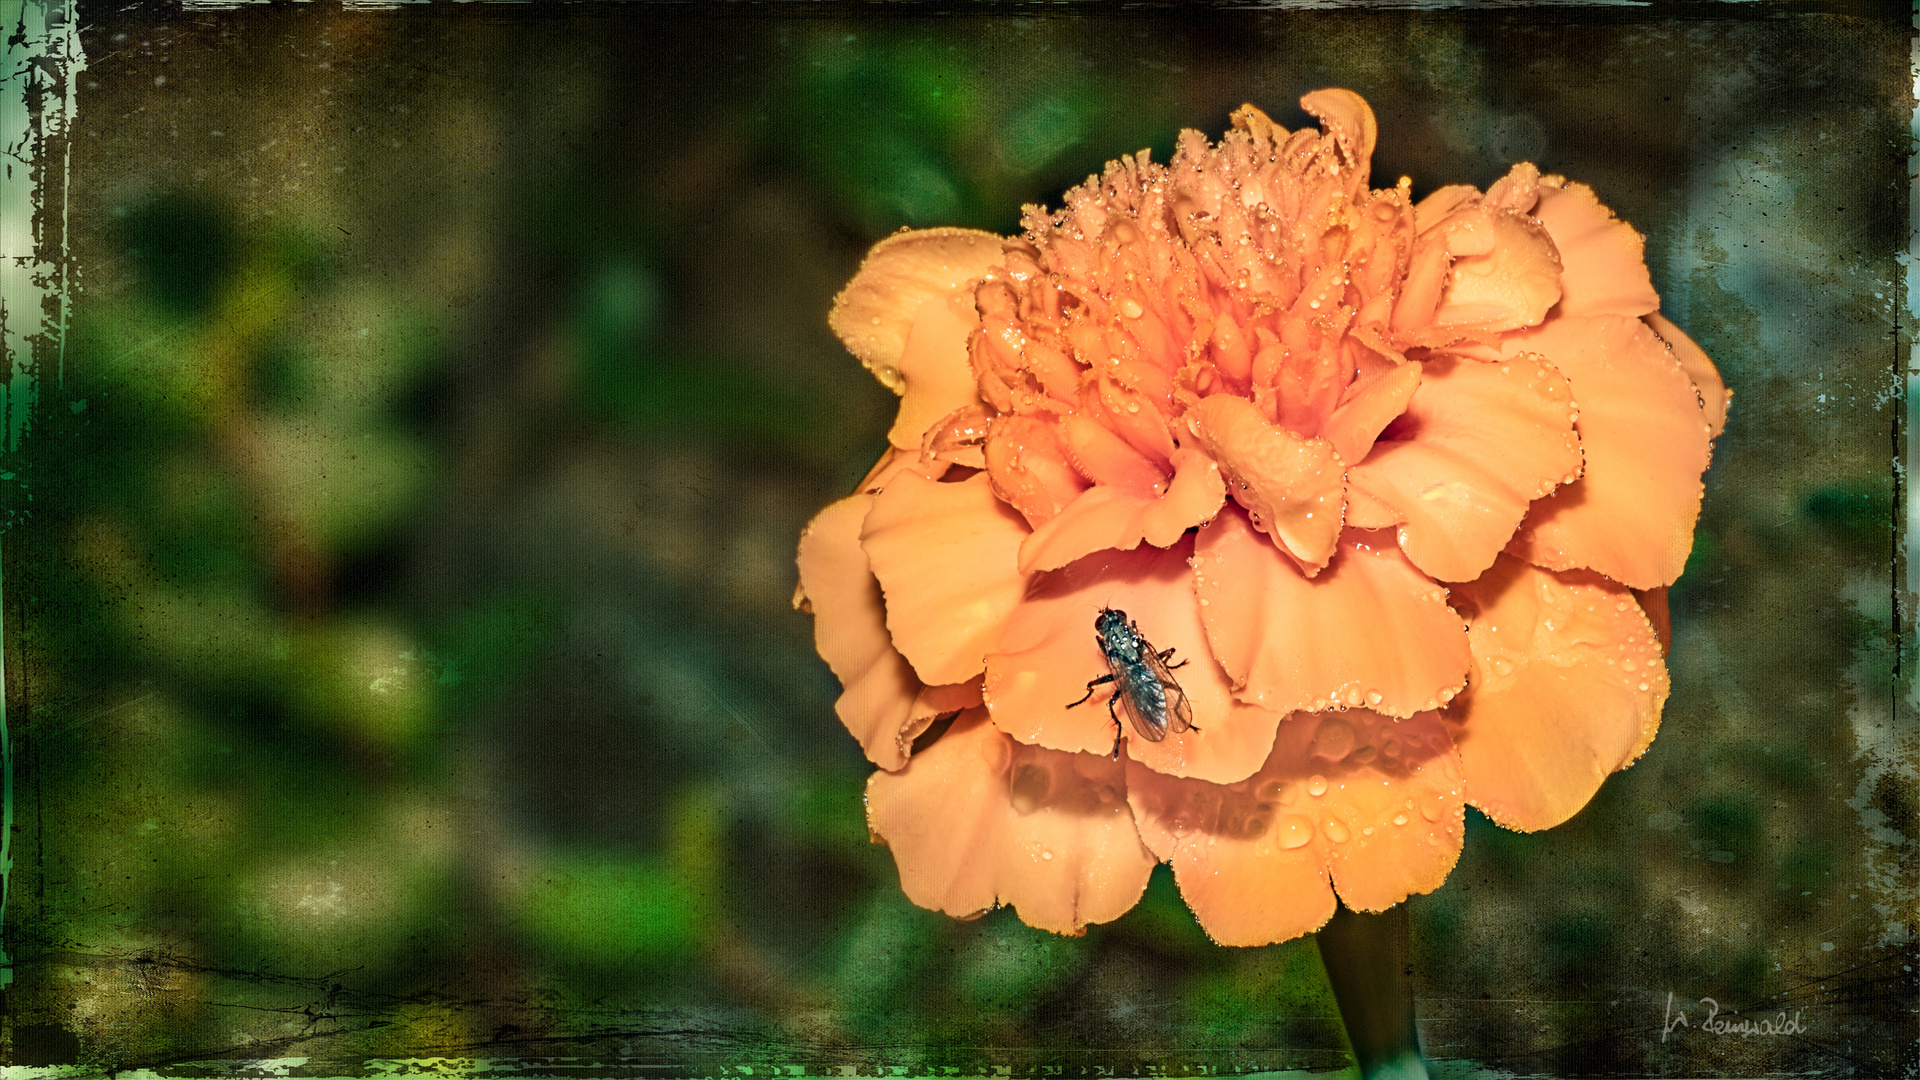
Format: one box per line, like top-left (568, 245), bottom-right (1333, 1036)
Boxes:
top-left (862, 471), bottom-right (1031, 685)
top-left (1446, 555), bottom-right (1668, 831)
top-left (1017, 447), bottom-right (1225, 574)
top-left (829, 228), bottom-right (1006, 393)
top-left (1125, 709), bottom-right (1463, 944)
top-left (1187, 394), bottom-right (1346, 574)
top-left (867, 707), bottom-right (1155, 935)
top-left (850, 446), bottom-right (950, 497)
top-left (1347, 353), bottom-right (1581, 583)
top-left (1300, 88), bottom-right (1378, 188)
top-left (1532, 178), bottom-right (1659, 320)
top-left (1413, 184), bottom-right (1478, 234)
top-left (1430, 209), bottom-right (1563, 333)
top-left (1481, 162), bottom-right (1541, 214)
top-left (985, 537), bottom-right (1284, 784)
top-left (913, 676), bottom-right (985, 723)
top-left (1634, 585), bottom-right (1672, 655)
top-left (1314, 712), bottom-right (1466, 913)
top-left (1501, 316), bottom-right (1712, 589)
top-left (795, 494), bottom-right (927, 770)
top-left (1645, 312), bottom-right (1731, 438)
top-left (1194, 507), bottom-right (1470, 718)
top-left (984, 415), bottom-right (1090, 529)
top-left (1322, 360), bottom-right (1422, 467)
top-left (1126, 754), bottom-right (1334, 947)
top-left (1061, 413), bottom-right (1169, 496)
top-left (888, 288), bottom-right (989, 451)
top-left (1345, 484), bottom-right (1405, 530)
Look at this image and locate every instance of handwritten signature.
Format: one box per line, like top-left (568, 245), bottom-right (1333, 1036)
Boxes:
top-left (1663, 991), bottom-right (1807, 1042)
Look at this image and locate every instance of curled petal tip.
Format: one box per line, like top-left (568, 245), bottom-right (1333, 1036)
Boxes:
top-left (829, 227), bottom-right (1006, 393)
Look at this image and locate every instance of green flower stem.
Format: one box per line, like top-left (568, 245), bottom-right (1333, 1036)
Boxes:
top-left (1315, 902), bottom-right (1429, 1080)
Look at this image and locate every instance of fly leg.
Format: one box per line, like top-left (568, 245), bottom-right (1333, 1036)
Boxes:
top-left (1066, 673), bottom-right (1114, 709)
top-left (1107, 691), bottom-right (1124, 759)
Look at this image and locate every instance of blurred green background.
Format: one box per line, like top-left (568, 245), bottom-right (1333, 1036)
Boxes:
top-left (2, 3), bottom-right (1912, 1077)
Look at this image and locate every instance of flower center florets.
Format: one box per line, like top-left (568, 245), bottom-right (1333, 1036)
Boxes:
top-left (928, 100), bottom-right (1422, 566)
top-left (988, 102), bottom-right (1414, 434)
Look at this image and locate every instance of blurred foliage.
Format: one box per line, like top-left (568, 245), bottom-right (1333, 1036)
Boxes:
top-left (1, 6), bottom-right (1911, 1078)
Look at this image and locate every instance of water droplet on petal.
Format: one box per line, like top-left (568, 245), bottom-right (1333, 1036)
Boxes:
top-left (1393, 813), bottom-right (1408, 826)
top-left (1322, 817), bottom-right (1350, 843)
top-left (1621, 658), bottom-right (1638, 672)
top-left (1308, 775), bottom-right (1328, 797)
top-left (1260, 779), bottom-right (1298, 806)
top-left (1041, 850), bottom-right (1054, 861)
top-left (1276, 815), bottom-right (1314, 849)
top-left (1313, 719), bottom-right (1355, 761)
top-left (1367, 691), bottom-right (1383, 706)
top-left (1419, 792), bottom-right (1447, 821)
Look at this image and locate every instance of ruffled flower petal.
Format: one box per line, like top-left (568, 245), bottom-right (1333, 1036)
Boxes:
top-left (1061, 413), bottom-right (1170, 497)
top-left (867, 707), bottom-right (1155, 935)
top-left (1017, 447), bottom-right (1225, 574)
top-left (1126, 709), bottom-right (1463, 945)
top-left (1126, 753), bottom-right (1334, 947)
top-left (985, 537), bottom-right (1284, 784)
top-left (1429, 208), bottom-right (1563, 334)
top-left (1347, 353), bottom-right (1581, 583)
top-left (913, 677), bottom-right (985, 724)
top-left (1194, 506), bottom-right (1470, 717)
top-left (1300, 88), bottom-right (1379, 191)
top-left (842, 447), bottom-right (949, 499)
top-left (1645, 312), bottom-right (1731, 438)
top-left (1187, 394), bottom-right (1346, 574)
top-left (1314, 712), bottom-right (1466, 913)
top-left (1634, 585), bottom-right (1672, 655)
top-left (984, 415), bottom-right (1090, 528)
top-left (1344, 484), bottom-right (1406, 530)
top-left (887, 288), bottom-right (990, 451)
top-left (828, 228), bottom-right (1007, 393)
top-left (795, 493), bottom-right (926, 770)
top-left (1531, 178), bottom-right (1659, 319)
top-left (1501, 315), bottom-right (1712, 589)
top-left (862, 471), bottom-right (1031, 685)
top-left (1321, 360), bottom-right (1422, 467)
top-left (1446, 555), bottom-right (1668, 831)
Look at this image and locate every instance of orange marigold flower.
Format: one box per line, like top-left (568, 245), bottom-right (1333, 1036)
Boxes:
top-left (795, 89), bottom-right (1726, 944)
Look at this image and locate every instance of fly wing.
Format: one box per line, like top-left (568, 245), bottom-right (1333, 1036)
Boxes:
top-left (1142, 646), bottom-right (1194, 736)
top-left (1114, 671), bottom-right (1170, 743)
